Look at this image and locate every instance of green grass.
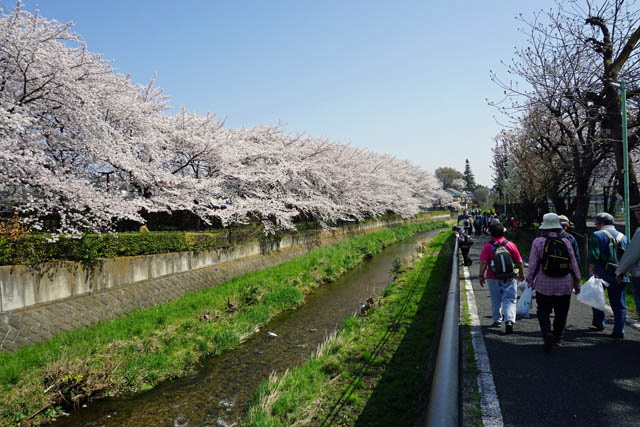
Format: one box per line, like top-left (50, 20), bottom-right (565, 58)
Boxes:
top-left (460, 267), bottom-right (483, 427)
top-left (244, 230), bottom-right (452, 426)
top-left (626, 289), bottom-right (639, 318)
top-left (0, 220), bottom-right (446, 426)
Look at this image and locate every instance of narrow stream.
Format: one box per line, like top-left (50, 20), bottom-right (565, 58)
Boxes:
top-left (51, 230), bottom-right (441, 427)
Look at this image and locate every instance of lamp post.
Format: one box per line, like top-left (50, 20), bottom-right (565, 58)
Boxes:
top-left (611, 80), bottom-right (631, 238)
top-left (612, 81), bottom-right (631, 238)
top-left (486, 187), bottom-right (490, 211)
top-left (622, 81), bottom-right (630, 238)
top-left (503, 178), bottom-right (507, 218)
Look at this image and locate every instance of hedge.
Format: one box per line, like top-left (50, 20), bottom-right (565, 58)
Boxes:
top-left (0, 228), bottom-right (264, 266)
top-left (0, 212), bottom-right (449, 266)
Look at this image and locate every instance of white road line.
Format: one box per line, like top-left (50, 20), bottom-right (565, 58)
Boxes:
top-left (462, 265), bottom-right (504, 427)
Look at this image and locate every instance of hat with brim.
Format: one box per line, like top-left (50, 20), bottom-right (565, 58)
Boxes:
top-left (539, 213), bottom-right (562, 230)
top-left (558, 215), bottom-right (570, 224)
top-left (595, 212), bottom-right (614, 225)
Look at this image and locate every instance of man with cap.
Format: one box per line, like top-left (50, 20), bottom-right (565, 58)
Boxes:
top-left (558, 215), bottom-right (580, 266)
top-left (589, 212), bottom-right (629, 338)
top-left (526, 213), bottom-right (581, 352)
top-left (615, 203), bottom-right (640, 319)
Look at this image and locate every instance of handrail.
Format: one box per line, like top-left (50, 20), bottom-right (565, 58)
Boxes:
top-left (425, 236), bottom-right (460, 426)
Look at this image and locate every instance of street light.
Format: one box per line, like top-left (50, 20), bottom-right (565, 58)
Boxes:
top-left (612, 80), bottom-right (630, 238)
top-left (503, 178), bottom-right (507, 218)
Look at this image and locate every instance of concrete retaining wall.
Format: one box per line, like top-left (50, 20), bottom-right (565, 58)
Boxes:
top-left (0, 216), bottom-right (444, 351)
top-left (0, 218), bottom-right (411, 314)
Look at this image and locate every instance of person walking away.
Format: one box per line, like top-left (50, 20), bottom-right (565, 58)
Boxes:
top-left (474, 215), bottom-right (483, 236)
top-left (615, 204), bottom-right (640, 319)
top-left (526, 213), bottom-right (581, 352)
top-left (589, 212), bottom-right (629, 338)
top-left (558, 215), bottom-right (580, 266)
top-left (482, 213), bottom-right (490, 234)
top-left (462, 215), bottom-right (473, 235)
top-left (453, 226), bottom-right (473, 266)
top-left (478, 222), bottom-right (526, 334)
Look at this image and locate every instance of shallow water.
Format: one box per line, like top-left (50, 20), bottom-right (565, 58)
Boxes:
top-left (50, 230), bottom-right (441, 426)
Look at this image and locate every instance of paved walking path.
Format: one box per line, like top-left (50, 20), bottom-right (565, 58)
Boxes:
top-left (464, 234), bottom-right (640, 427)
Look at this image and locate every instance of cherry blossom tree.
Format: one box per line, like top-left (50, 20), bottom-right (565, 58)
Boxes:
top-left (0, 3), bottom-right (447, 235)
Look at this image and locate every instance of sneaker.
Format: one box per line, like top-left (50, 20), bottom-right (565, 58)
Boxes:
top-left (554, 338), bottom-right (565, 346)
top-left (491, 321), bottom-right (502, 327)
top-left (609, 332), bottom-right (624, 339)
top-left (543, 333), bottom-right (555, 353)
top-left (591, 324), bottom-right (605, 331)
top-left (505, 321), bottom-right (514, 335)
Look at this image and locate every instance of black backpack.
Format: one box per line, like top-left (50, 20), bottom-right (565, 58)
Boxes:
top-left (601, 229), bottom-right (625, 276)
top-left (490, 240), bottom-right (515, 280)
top-left (458, 232), bottom-right (473, 248)
top-left (541, 236), bottom-right (571, 277)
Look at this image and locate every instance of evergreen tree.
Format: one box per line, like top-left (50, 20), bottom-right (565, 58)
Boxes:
top-left (463, 159), bottom-right (476, 192)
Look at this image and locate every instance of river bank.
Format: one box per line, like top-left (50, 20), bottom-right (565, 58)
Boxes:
top-left (245, 230), bottom-right (452, 425)
top-left (0, 221), bottom-right (446, 426)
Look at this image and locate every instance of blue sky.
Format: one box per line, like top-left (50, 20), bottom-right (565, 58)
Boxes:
top-left (19, 0), bottom-right (559, 186)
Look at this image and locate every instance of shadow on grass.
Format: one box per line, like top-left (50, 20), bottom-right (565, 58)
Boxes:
top-left (318, 240), bottom-right (453, 427)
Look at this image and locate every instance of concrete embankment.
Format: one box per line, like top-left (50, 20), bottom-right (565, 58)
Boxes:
top-left (0, 216), bottom-right (448, 351)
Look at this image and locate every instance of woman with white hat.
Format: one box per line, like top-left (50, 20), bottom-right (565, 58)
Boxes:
top-left (525, 212), bottom-right (581, 353)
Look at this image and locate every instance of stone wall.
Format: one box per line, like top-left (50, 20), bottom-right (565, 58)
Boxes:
top-left (0, 217), bottom-right (430, 351)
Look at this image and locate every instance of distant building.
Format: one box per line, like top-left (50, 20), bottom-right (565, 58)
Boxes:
top-left (445, 188), bottom-right (472, 210)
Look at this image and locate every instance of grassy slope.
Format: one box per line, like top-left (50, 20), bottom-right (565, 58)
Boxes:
top-left (0, 221), bottom-right (446, 426)
top-left (244, 230), bottom-right (452, 426)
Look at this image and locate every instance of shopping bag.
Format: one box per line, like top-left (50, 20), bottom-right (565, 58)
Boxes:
top-left (577, 276), bottom-right (606, 311)
top-left (517, 280), bottom-right (528, 292)
top-left (516, 286), bottom-right (533, 318)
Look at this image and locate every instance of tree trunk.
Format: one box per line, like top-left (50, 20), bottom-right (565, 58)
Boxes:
top-left (573, 179), bottom-right (591, 235)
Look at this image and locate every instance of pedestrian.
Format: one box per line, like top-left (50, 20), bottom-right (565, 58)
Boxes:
top-left (453, 226), bottom-right (473, 266)
top-left (589, 212), bottom-right (628, 338)
top-left (615, 204), bottom-right (640, 319)
top-left (525, 213), bottom-right (581, 352)
top-left (482, 212), bottom-right (490, 234)
top-left (474, 215), bottom-right (483, 236)
top-left (478, 222), bottom-right (526, 334)
top-left (463, 215), bottom-right (473, 235)
top-left (558, 215), bottom-right (580, 266)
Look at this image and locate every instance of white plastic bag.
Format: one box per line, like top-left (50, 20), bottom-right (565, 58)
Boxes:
top-left (577, 276), bottom-right (606, 311)
top-left (518, 280), bottom-right (528, 292)
top-left (517, 286), bottom-right (533, 318)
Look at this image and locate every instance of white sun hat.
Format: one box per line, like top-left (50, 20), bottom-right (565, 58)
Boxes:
top-left (539, 213), bottom-right (562, 230)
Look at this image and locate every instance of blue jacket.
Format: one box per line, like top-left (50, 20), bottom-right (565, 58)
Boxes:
top-left (560, 230), bottom-right (580, 266)
top-left (589, 225), bottom-right (629, 284)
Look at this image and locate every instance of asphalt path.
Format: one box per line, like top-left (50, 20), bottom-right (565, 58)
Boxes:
top-left (465, 234), bottom-right (640, 427)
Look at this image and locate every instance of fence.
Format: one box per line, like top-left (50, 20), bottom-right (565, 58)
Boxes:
top-left (425, 236), bottom-right (460, 426)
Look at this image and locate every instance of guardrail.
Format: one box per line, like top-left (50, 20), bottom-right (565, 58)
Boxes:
top-left (425, 236), bottom-right (460, 426)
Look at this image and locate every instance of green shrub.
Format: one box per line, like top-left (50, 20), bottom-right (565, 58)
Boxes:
top-left (0, 236), bottom-right (9, 264)
top-left (0, 216), bottom-right (446, 266)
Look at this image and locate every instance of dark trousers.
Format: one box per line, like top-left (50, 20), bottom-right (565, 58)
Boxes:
top-left (460, 246), bottom-right (472, 266)
top-left (536, 292), bottom-right (571, 339)
top-left (592, 281), bottom-right (627, 334)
